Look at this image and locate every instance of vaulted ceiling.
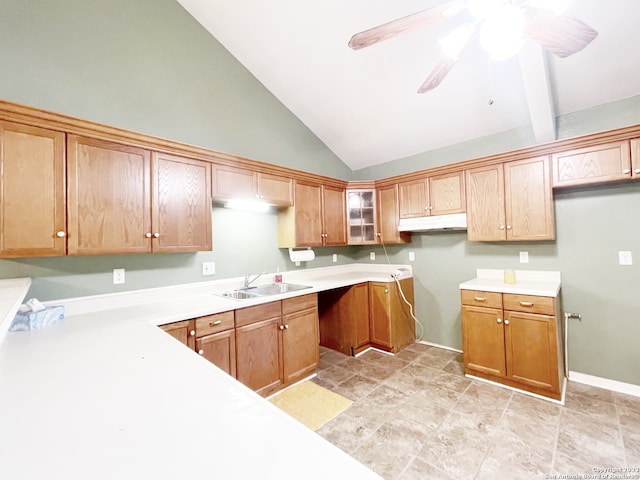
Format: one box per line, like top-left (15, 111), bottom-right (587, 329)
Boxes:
top-left (176, 0), bottom-right (640, 170)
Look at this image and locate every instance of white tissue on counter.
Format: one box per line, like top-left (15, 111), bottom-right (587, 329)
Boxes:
top-left (19, 298), bottom-right (47, 312)
top-left (11, 299), bottom-right (64, 332)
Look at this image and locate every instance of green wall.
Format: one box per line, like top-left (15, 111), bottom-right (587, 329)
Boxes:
top-left (1, 1), bottom-right (639, 387)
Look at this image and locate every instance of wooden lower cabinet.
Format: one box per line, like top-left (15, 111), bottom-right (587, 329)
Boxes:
top-left (461, 290), bottom-right (563, 400)
top-left (319, 283), bottom-right (370, 356)
top-left (368, 278), bottom-right (415, 354)
top-left (196, 329), bottom-right (236, 378)
top-left (282, 295), bottom-right (319, 384)
top-left (159, 319), bottom-right (196, 350)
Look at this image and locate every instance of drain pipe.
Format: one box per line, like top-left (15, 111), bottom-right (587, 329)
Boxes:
top-left (563, 312), bottom-right (582, 378)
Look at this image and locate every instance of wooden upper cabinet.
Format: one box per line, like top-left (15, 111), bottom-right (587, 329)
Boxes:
top-left (466, 157), bottom-right (554, 242)
top-left (67, 135), bottom-right (152, 255)
top-left (399, 171), bottom-right (465, 218)
top-left (211, 164), bottom-right (293, 206)
top-left (152, 152), bottom-right (212, 253)
top-left (0, 121), bottom-right (66, 258)
top-left (346, 189), bottom-right (377, 245)
top-left (631, 139), bottom-right (640, 178)
top-left (377, 184), bottom-right (411, 245)
top-left (552, 141), bottom-right (632, 187)
top-left (277, 181), bottom-right (346, 247)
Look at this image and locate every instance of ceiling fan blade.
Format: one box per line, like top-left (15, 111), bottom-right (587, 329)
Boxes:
top-left (348, 0), bottom-right (465, 50)
top-left (524, 8), bottom-right (598, 58)
top-left (417, 56), bottom-right (458, 93)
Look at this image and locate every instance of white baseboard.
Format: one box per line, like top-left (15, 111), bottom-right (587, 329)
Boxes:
top-left (417, 339), bottom-right (462, 354)
top-left (569, 371), bottom-right (640, 398)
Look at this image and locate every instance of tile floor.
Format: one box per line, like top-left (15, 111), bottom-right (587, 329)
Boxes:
top-left (312, 343), bottom-right (640, 480)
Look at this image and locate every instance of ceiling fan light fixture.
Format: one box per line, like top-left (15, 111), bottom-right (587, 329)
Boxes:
top-left (479, 3), bottom-right (525, 61)
top-left (439, 23), bottom-right (473, 60)
top-left (466, 0), bottom-right (506, 20)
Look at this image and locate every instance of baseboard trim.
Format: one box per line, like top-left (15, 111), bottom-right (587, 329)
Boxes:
top-left (466, 373), bottom-right (566, 405)
top-left (417, 340), bottom-right (462, 354)
top-left (569, 371), bottom-right (640, 398)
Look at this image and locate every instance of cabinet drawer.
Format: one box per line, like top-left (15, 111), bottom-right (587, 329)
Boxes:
top-left (461, 290), bottom-right (502, 309)
top-left (195, 311), bottom-right (234, 337)
top-left (282, 293), bottom-right (317, 315)
top-left (503, 294), bottom-right (555, 315)
top-left (235, 301), bottom-right (282, 327)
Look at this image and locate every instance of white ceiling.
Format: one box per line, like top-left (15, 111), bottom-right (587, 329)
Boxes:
top-left (176, 0), bottom-right (640, 170)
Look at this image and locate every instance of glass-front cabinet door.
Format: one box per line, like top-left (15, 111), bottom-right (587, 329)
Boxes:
top-left (347, 189), bottom-right (377, 244)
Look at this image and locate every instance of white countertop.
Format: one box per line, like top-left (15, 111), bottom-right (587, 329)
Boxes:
top-left (0, 264), bottom-right (411, 480)
top-left (459, 269), bottom-right (561, 297)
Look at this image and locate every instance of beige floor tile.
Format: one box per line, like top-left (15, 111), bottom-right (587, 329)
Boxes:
top-left (334, 374), bottom-right (379, 401)
top-left (396, 396), bottom-right (451, 430)
top-left (383, 371), bottom-right (433, 396)
top-left (365, 383), bottom-right (409, 409)
top-left (552, 452), bottom-right (593, 476)
top-left (442, 357), bottom-right (465, 376)
top-left (622, 426), bottom-right (640, 465)
top-left (614, 391), bottom-right (640, 412)
top-left (404, 343), bottom-right (433, 354)
top-left (566, 380), bottom-right (616, 403)
top-left (398, 457), bottom-right (455, 480)
top-left (423, 370), bottom-right (472, 394)
top-left (316, 363), bottom-right (355, 385)
top-left (563, 390), bottom-right (619, 425)
top-left (618, 404), bottom-right (640, 431)
top-left (413, 353), bottom-right (456, 370)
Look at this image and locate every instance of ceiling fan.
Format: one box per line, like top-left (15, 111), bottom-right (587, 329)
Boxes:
top-left (348, 0), bottom-right (598, 93)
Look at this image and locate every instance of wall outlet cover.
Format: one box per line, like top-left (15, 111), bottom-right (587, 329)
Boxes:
top-left (202, 262), bottom-right (216, 275)
top-left (408, 251), bottom-right (415, 262)
top-left (370, 252), bottom-right (375, 261)
top-left (332, 254), bottom-right (338, 263)
top-left (619, 251), bottom-right (633, 266)
top-left (113, 268), bottom-right (125, 285)
top-left (519, 252), bottom-right (529, 264)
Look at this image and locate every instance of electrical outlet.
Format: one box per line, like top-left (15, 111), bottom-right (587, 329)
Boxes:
top-left (202, 262), bottom-right (216, 275)
top-left (113, 268), bottom-right (125, 285)
top-left (332, 253), bottom-right (338, 263)
top-left (619, 251), bottom-right (633, 265)
top-left (408, 251), bottom-right (415, 262)
top-left (370, 252), bottom-right (375, 261)
top-left (519, 251), bottom-right (529, 264)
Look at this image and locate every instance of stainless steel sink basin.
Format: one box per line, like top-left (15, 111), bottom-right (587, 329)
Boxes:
top-left (215, 283), bottom-right (312, 300)
top-left (248, 283), bottom-right (312, 296)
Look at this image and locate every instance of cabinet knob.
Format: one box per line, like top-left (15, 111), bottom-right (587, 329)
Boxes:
top-left (198, 349), bottom-right (204, 355)
top-left (499, 225), bottom-right (505, 230)
top-left (279, 325), bottom-right (285, 330)
top-left (635, 168), bottom-right (640, 174)
top-left (153, 232), bottom-right (160, 238)
top-left (56, 231), bottom-right (66, 238)
top-left (145, 232), bottom-right (152, 238)
top-left (384, 289), bottom-right (389, 293)
top-left (190, 330), bottom-right (195, 336)
top-left (284, 324), bottom-right (289, 329)
top-left (428, 206), bottom-right (433, 210)
top-left (506, 225), bottom-right (512, 230)
top-left (376, 232), bottom-right (381, 237)
top-left (504, 319), bottom-right (510, 325)
top-left (497, 318), bottom-right (502, 324)
top-left (623, 169), bottom-right (631, 174)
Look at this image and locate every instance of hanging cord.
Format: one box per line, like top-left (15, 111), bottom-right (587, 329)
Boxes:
top-left (379, 240), bottom-right (424, 341)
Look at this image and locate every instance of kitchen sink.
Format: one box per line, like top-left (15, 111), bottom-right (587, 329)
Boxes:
top-left (215, 283), bottom-right (312, 300)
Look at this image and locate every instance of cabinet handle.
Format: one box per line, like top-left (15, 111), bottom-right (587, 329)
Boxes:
top-left (209, 320), bottom-right (222, 326)
top-left (519, 301), bottom-right (534, 307)
top-left (497, 318), bottom-right (502, 324)
top-left (623, 169), bottom-right (631, 174)
top-left (198, 349), bottom-right (204, 355)
top-left (153, 232), bottom-right (160, 238)
top-left (506, 225), bottom-right (512, 230)
top-left (635, 168), bottom-right (640, 174)
top-left (504, 319), bottom-right (510, 325)
top-left (190, 330), bottom-right (195, 336)
top-left (145, 232), bottom-right (152, 238)
top-left (474, 296), bottom-right (486, 302)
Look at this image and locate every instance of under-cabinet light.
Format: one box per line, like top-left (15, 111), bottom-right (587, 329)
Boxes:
top-left (224, 199), bottom-right (271, 212)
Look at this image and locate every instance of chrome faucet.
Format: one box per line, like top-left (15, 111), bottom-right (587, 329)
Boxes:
top-left (244, 271), bottom-right (267, 289)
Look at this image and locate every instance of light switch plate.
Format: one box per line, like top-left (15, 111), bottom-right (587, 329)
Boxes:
top-left (113, 268), bottom-right (125, 285)
top-left (332, 254), bottom-right (338, 263)
top-left (619, 251), bottom-right (633, 265)
top-left (409, 251), bottom-right (415, 261)
top-left (202, 262), bottom-right (216, 275)
top-left (370, 252), bottom-right (375, 261)
top-left (519, 252), bottom-right (529, 264)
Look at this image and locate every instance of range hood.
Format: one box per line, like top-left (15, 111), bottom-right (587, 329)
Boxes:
top-left (398, 213), bottom-right (467, 232)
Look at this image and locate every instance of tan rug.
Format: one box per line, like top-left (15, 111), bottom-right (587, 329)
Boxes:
top-left (269, 380), bottom-right (353, 431)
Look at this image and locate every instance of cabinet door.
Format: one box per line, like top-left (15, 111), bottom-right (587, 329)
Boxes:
top-left (160, 320), bottom-right (196, 350)
top-left (152, 152), bottom-right (212, 252)
top-left (465, 165), bottom-right (506, 242)
top-left (390, 278), bottom-right (416, 353)
top-left (377, 184), bottom-right (411, 244)
top-left (552, 141), bottom-right (632, 187)
top-left (398, 179), bottom-right (428, 218)
top-left (461, 305), bottom-right (506, 377)
top-left (293, 182), bottom-right (323, 246)
top-left (0, 122), bottom-right (66, 257)
top-left (196, 329), bottom-right (237, 378)
top-left (504, 156), bottom-right (555, 241)
top-left (67, 135), bottom-right (151, 255)
top-left (352, 282), bottom-right (371, 351)
top-left (429, 171), bottom-right (465, 216)
top-left (259, 173), bottom-right (293, 206)
top-left (369, 282), bottom-right (391, 349)
top-left (347, 190), bottom-right (377, 245)
top-left (631, 139), bottom-right (640, 178)
top-left (235, 317), bottom-right (282, 396)
top-left (282, 307), bottom-right (319, 384)
top-left (211, 164), bottom-right (256, 200)
top-left (322, 185), bottom-right (347, 245)
top-left (504, 311), bottom-right (559, 393)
